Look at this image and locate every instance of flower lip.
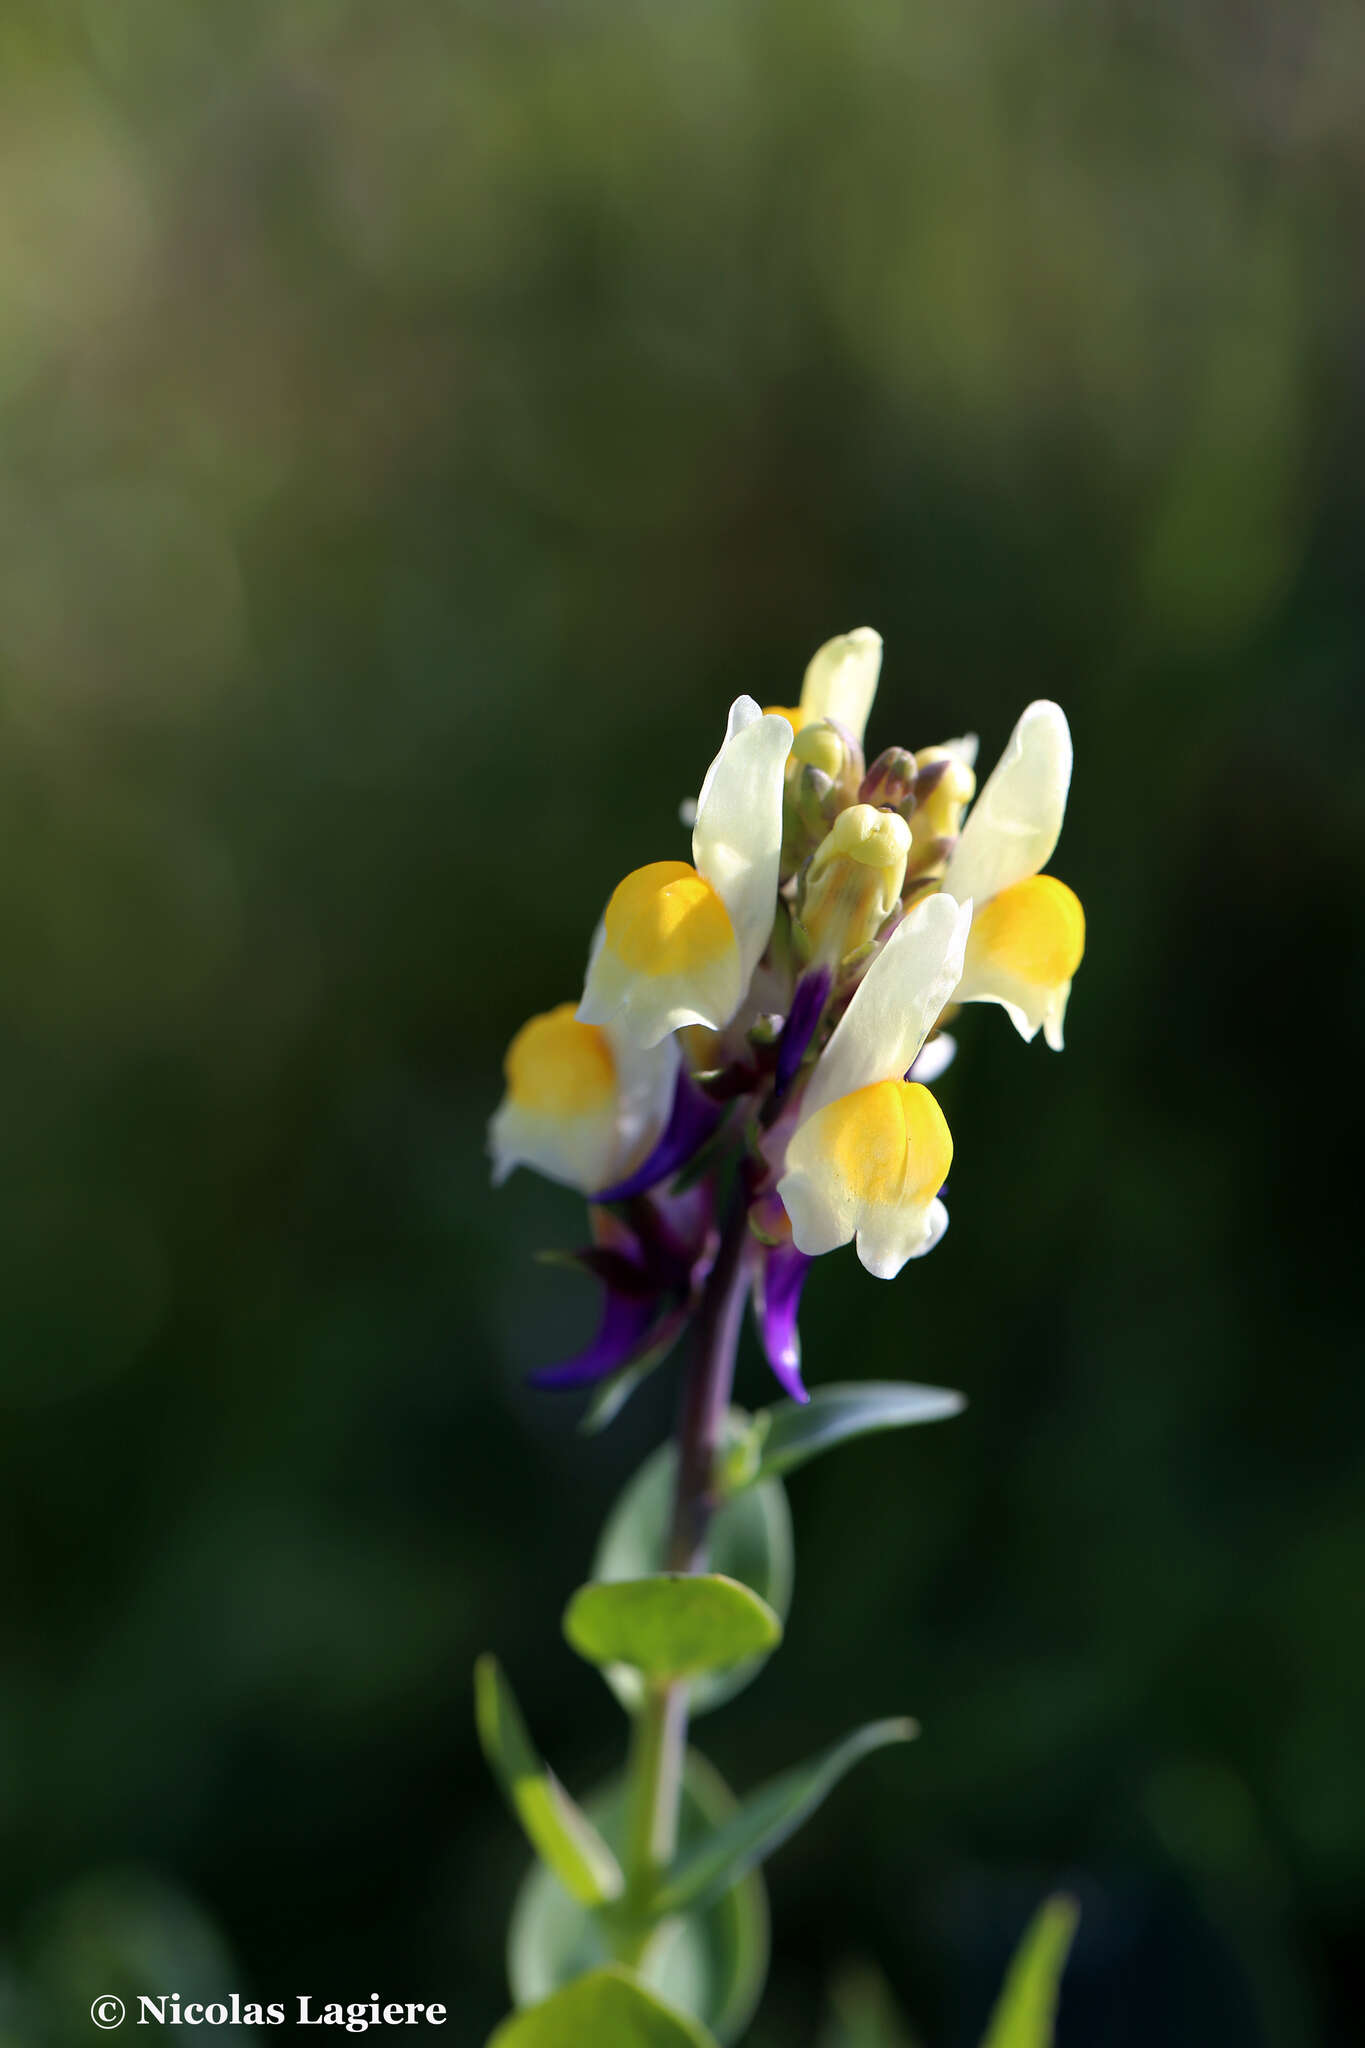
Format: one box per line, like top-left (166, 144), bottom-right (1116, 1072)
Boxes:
top-left (504, 1004), bottom-right (616, 1115)
top-left (603, 862), bottom-right (736, 978)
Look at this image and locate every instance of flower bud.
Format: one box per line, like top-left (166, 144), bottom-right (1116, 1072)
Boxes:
top-left (906, 746), bottom-right (976, 883)
top-left (792, 717), bottom-right (864, 806)
top-left (859, 746), bottom-right (918, 811)
top-left (798, 803), bottom-right (911, 968)
top-left (780, 759), bottom-right (840, 876)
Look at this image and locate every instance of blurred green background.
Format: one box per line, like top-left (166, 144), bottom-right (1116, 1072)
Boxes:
top-left (2, 1), bottom-right (1363, 2042)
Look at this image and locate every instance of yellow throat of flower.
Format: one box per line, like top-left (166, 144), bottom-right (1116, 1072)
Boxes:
top-left (969, 874), bottom-right (1085, 985)
top-left (603, 860), bottom-right (736, 977)
top-left (808, 1079), bottom-right (953, 1207)
top-left (504, 1003), bottom-right (617, 1114)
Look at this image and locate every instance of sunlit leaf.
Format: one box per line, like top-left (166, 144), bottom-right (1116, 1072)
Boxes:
top-left (564, 1575), bottom-right (782, 1683)
top-left (486, 1968), bottom-right (719, 2048)
top-left (592, 1431), bottom-right (793, 1715)
top-left (979, 1896), bottom-right (1079, 2048)
top-left (654, 1719), bottom-right (917, 1916)
top-left (474, 1655), bottom-right (624, 1906)
top-left (753, 1382), bottom-right (964, 1483)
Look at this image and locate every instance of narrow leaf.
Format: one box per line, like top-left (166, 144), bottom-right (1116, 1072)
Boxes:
top-left (564, 1575), bottom-right (782, 1683)
top-left (474, 1656), bottom-right (624, 1906)
top-left (754, 1381), bottom-right (964, 1482)
top-left (486, 1968), bottom-right (719, 2048)
top-left (654, 1718), bottom-right (917, 1916)
top-left (979, 1896), bottom-right (1079, 2048)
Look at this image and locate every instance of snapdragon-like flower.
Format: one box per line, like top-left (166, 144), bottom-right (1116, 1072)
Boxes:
top-left (941, 701), bottom-right (1085, 1049)
top-left (489, 1006), bottom-right (678, 1195)
top-left (578, 698), bottom-right (793, 1048)
top-left (490, 629), bottom-right (1085, 1406)
top-left (777, 894), bottom-right (970, 1278)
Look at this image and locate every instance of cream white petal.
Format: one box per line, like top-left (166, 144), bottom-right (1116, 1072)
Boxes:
top-left (799, 627), bottom-right (882, 747)
top-left (942, 700), bottom-right (1072, 906)
top-left (691, 695), bottom-right (793, 987)
top-left (799, 892), bottom-right (972, 1125)
top-left (953, 953), bottom-right (1074, 1051)
top-left (608, 1023), bottom-right (681, 1170)
top-left (775, 1157), bottom-right (855, 1259)
top-left (853, 1195), bottom-right (949, 1279)
top-left (578, 917), bottom-right (742, 1047)
top-left (488, 1092), bottom-right (621, 1194)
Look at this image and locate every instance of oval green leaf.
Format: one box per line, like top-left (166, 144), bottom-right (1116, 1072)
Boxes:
top-left (487, 1968), bottom-right (718, 2048)
top-left (593, 1432), bottom-right (793, 1715)
top-left (508, 1753), bottom-right (768, 2047)
top-left (754, 1381), bottom-right (964, 1482)
top-left (654, 1719), bottom-right (917, 1917)
top-left (980, 1895), bottom-right (1079, 2048)
top-left (474, 1655), bottom-right (624, 1906)
top-left (565, 1575), bottom-right (781, 1683)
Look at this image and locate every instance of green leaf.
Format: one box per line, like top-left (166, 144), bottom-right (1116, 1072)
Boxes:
top-left (474, 1655), bottom-right (624, 1906)
top-left (565, 1575), bottom-right (781, 1683)
top-left (655, 1719), bottom-right (917, 1917)
top-left (818, 1962), bottom-right (924, 2048)
top-left (979, 1896), bottom-right (1079, 2048)
top-left (593, 1427), bottom-right (793, 1715)
top-left (487, 1968), bottom-right (719, 2048)
top-left (753, 1381), bottom-right (964, 1483)
top-left (509, 1753), bottom-right (769, 2047)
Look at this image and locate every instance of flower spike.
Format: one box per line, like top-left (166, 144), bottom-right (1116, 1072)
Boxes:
top-left (578, 697), bottom-right (792, 1048)
top-left (942, 700), bottom-right (1085, 1049)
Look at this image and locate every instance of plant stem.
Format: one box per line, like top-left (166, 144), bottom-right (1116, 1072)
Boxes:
top-left (621, 1190), bottom-right (753, 1916)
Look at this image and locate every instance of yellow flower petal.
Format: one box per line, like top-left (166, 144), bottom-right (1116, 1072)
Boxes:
top-left (504, 1003), bottom-right (616, 1115)
top-left (603, 860), bottom-right (737, 977)
top-left (968, 875), bottom-right (1085, 987)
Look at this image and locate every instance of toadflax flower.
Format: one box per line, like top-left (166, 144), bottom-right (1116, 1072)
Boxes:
top-left (578, 698), bottom-right (793, 1048)
top-left (490, 629), bottom-right (1085, 1407)
top-left (941, 700), bottom-right (1085, 1050)
top-left (489, 1005), bottom-right (678, 1196)
top-left (777, 893), bottom-right (971, 1278)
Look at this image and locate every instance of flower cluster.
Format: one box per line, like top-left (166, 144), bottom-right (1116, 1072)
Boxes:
top-left (490, 630), bottom-right (1084, 1406)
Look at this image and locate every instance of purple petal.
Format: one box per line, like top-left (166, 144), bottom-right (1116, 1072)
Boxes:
top-left (754, 1241), bottom-right (813, 1403)
top-left (528, 1285), bottom-right (663, 1391)
top-left (593, 1067), bottom-right (725, 1203)
top-left (776, 968), bottom-right (832, 1092)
